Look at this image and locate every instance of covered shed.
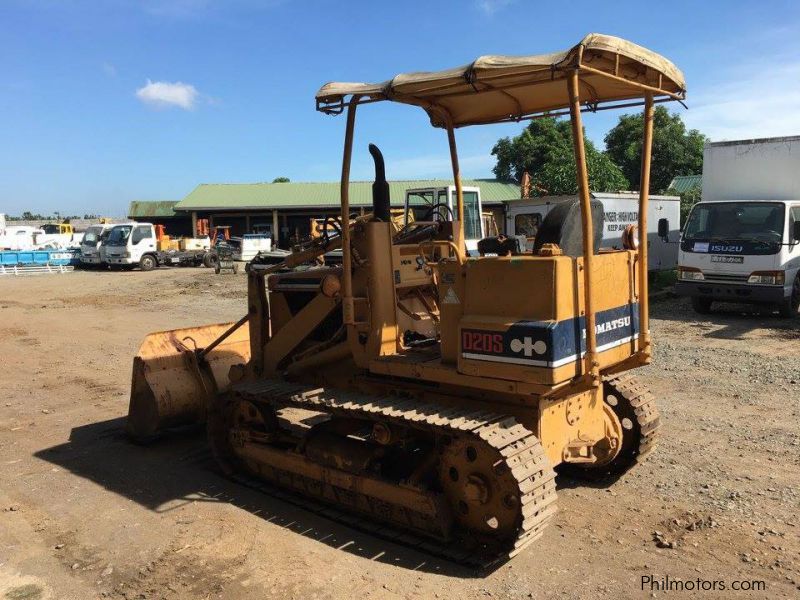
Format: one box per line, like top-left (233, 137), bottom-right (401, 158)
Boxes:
top-left (174, 179), bottom-right (520, 247)
top-left (127, 200), bottom-right (192, 237)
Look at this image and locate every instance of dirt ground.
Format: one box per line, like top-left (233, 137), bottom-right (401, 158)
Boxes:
top-left (1, 269), bottom-right (799, 599)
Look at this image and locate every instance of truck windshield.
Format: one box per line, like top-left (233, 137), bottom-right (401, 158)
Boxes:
top-left (42, 224), bottom-right (60, 234)
top-left (82, 227), bottom-right (103, 245)
top-left (684, 203), bottom-right (785, 243)
top-left (107, 226), bottom-right (132, 246)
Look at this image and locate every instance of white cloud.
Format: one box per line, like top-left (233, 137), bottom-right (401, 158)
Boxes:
top-left (475, 0), bottom-right (514, 15)
top-left (683, 53), bottom-right (800, 142)
top-left (135, 79), bottom-right (199, 110)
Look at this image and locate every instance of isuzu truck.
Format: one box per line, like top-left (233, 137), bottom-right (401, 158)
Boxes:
top-left (676, 136), bottom-right (800, 316)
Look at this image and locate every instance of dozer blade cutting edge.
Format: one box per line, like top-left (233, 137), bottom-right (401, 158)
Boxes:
top-left (127, 322), bottom-right (250, 442)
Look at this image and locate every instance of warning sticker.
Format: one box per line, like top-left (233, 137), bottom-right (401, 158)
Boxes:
top-left (442, 287), bottom-right (460, 304)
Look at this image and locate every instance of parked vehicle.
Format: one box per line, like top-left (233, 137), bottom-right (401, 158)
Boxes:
top-left (0, 225), bottom-right (46, 250)
top-left (104, 222), bottom-right (210, 270)
top-left (80, 223), bottom-right (115, 267)
top-left (676, 136), bottom-right (800, 316)
top-left (403, 185), bottom-right (487, 255)
top-left (505, 192), bottom-right (680, 271)
top-left (233, 234), bottom-right (272, 261)
top-left (38, 222), bottom-right (83, 248)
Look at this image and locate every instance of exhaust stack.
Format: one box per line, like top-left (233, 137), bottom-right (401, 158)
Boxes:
top-left (368, 144), bottom-right (391, 222)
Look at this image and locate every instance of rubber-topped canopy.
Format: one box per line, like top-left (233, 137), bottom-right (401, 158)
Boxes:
top-left (316, 33), bottom-right (685, 127)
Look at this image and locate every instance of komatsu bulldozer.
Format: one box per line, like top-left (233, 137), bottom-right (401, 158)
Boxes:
top-left (127, 34), bottom-right (684, 566)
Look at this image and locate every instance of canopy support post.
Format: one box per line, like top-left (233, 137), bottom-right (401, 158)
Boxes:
top-left (567, 69), bottom-right (599, 385)
top-left (445, 119), bottom-right (466, 261)
top-left (340, 98), bottom-right (359, 326)
top-left (638, 92), bottom-right (655, 361)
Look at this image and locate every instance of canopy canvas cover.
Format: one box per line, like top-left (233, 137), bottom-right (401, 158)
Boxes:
top-left (315, 33), bottom-right (685, 127)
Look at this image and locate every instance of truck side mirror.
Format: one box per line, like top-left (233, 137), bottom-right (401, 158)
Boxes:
top-left (794, 220), bottom-right (800, 242)
top-left (657, 218), bottom-right (670, 242)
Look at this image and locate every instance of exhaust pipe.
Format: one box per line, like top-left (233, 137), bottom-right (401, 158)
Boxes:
top-left (368, 144), bottom-right (391, 222)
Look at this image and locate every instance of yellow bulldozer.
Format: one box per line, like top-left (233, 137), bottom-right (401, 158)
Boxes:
top-left (127, 33), bottom-right (684, 566)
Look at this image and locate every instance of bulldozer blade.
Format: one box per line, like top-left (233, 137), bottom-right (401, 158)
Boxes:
top-left (126, 322), bottom-right (251, 442)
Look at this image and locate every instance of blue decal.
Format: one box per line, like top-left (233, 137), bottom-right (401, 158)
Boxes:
top-left (462, 303), bottom-right (640, 367)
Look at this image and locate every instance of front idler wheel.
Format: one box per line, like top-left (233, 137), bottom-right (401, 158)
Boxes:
top-left (560, 374), bottom-right (660, 481)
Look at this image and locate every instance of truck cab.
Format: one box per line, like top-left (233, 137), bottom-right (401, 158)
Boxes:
top-left (677, 200), bottom-right (800, 316)
top-left (39, 222), bottom-right (82, 248)
top-left (404, 186), bottom-right (485, 255)
top-left (80, 224), bottom-right (114, 266)
top-left (104, 222), bottom-right (158, 270)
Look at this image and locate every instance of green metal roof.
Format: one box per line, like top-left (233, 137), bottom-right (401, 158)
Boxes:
top-left (667, 174), bottom-right (702, 193)
top-left (128, 200), bottom-right (180, 218)
top-left (174, 179), bottom-right (520, 211)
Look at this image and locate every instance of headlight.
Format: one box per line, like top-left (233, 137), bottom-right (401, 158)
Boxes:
top-left (678, 267), bottom-right (704, 281)
top-left (123, 252), bottom-right (131, 258)
top-left (747, 271), bottom-right (785, 285)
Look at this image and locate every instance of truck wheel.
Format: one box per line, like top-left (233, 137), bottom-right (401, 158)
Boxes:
top-left (140, 255), bottom-right (156, 272)
top-left (778, 276), bottom-right (800, 318)
top-left (691, 297), bottom-right (713, 314)
top-left (203, 252), bottom-right (219, 269)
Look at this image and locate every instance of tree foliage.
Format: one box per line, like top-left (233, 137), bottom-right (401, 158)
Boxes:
top-left (604, 106), bottom-right (707, 193)
top-left (491, 117), bottom-right (628, 195)
top-left (272, 177), bottom-right (290, 183)
top-left (665, 185), bottom-right (702, 225)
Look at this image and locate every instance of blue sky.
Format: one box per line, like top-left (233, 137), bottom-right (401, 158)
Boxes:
top-left (2, 0), bottom-right (800, 216)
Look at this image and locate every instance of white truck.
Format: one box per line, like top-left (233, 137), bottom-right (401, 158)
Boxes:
top-left (104, 222), bottom-right (211, 270)
top-left (505, 192), bottom-right (680, 271)
top-left (404, 185), bottom-right (487, 255)
top-left (676, 136), bottom-right (800, 317)
top-left (79, 223), bottom-right (115, 267)
top-left (0, 225), bottom-right (46, 250)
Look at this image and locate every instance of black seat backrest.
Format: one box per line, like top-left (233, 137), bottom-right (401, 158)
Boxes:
top-left (532, 199), bottom-right (604, 257)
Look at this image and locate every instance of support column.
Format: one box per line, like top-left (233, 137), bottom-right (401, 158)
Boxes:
top-left (445, 119), bottom-right (466, 261)
top-left (340, 99), bottom-right (359, 325)
top-left (191, 211), bottom-right (198, 237)
top-left (638, 93), bottom-right (655, 361)
top-left (272, 209), bottom-right (279, 247)
top-left (567, 69), bottom-right (599, 384)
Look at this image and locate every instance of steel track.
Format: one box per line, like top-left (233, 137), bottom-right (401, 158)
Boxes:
top-left (210, 380), bottom-right (558, 568)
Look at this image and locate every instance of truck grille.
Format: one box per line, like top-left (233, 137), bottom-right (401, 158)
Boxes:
top-left (702, 272), bottom-right (750, 284)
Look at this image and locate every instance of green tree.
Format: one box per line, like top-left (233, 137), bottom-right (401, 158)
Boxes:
top-left (604, 106), bottom-right (707, 193)
top-left (272, 177), bottom-right (290, 183)
top-left (665, 185), bottom-right (702, 225)
top-left (491, 117), bottom-right (628, 195)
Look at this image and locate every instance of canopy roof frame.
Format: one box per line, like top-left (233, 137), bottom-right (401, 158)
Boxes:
top-left (322, 34), bottom-right (679, 386)
top-left (316, 33), bottom-right (685, 128)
